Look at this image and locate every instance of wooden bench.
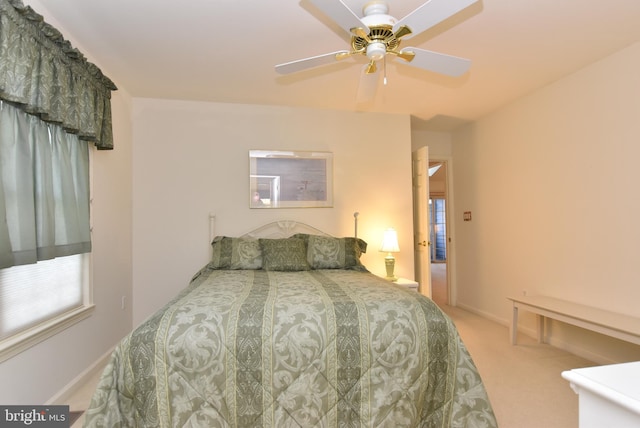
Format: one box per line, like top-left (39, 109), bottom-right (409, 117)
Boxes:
top-left (507, 295), bottom-right (640, 346)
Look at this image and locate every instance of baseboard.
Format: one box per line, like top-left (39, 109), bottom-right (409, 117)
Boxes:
top-left (46, 347), bottom-right (114, 405)
top-left (454, 303), bottom-right (625, 366)
top-left (545, 337), bottom-right (618, 366)
top-left (455, 302), bottom-right (537, 339)
top-left (455, 302), bottom-right (509, 327)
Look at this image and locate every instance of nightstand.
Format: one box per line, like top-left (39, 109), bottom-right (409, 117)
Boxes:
top-left (393, 278), bottom-right (419, 292)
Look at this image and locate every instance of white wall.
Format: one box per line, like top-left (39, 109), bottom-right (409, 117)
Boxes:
top-left (132, 99), bottom-right (414, 325)
top-left (0, 1), bottom-right (134, 404)
top-left (411, 128), bottom-right (452, 157)
top-left (451, 40), bottom-right (640, 364)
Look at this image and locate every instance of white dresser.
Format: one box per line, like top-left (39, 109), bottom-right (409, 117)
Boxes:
top-left (562, 361), bottom-right (640, 428)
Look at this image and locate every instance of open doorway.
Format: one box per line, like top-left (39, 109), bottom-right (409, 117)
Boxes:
top-left (429, 161), bottom-right (448, 306)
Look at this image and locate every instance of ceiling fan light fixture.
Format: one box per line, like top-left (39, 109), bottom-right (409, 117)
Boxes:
top-left (366, 42), bottom-right (386, 61)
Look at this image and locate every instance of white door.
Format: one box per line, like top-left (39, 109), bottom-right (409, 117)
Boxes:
top-left (412, 147), bottom-right (432, 297)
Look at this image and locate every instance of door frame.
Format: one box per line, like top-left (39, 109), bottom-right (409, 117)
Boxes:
top-left (429, 155), bottom-right (457, 306)
top-left (412, 147), bottom-right (432, 298)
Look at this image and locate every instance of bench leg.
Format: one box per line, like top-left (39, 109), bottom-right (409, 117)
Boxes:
top-left (510, 305), bottom-right (518, 345)
top-left (537, 315), bottom-right (545, 343)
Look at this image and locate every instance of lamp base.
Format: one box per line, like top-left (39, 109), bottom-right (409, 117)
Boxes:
top-left (384, 254), bottom-right (397, 281)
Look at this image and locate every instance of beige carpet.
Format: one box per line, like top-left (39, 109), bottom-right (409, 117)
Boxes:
top-left (429, 261), bottom-right (594, 427)
top-left (430, 262), bottom-right (447, 305)
top-left (441, 304), bottom-right (595, 428)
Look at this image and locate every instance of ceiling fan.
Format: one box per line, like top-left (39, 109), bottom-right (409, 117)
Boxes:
top-left (275, 0), bottom-right (478, 101)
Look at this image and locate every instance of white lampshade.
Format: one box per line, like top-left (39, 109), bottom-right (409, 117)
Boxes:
top-left (380, 228), bottom-right (400, 253)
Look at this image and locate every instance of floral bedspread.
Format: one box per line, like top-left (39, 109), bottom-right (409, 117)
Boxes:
top-left (84, 268), bottom-right (496, 427)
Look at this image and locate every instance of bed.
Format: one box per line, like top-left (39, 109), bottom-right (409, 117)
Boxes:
top-left (84, 218), bottom-right (496, 427)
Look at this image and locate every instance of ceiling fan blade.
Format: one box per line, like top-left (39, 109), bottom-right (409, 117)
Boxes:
top-left (308, 0), bottom-right (368, 37)
top-left (393, 0), bottom-right (478, 40)
top-left (399, 47), bottom-right (471, 77)
top-left (356, 64), bottom-right (379, 104)
top-left (275, 50), bottom-right (351, 74)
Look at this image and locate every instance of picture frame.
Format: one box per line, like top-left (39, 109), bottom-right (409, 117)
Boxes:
top-left (249, 150), bottom-right (333, 208)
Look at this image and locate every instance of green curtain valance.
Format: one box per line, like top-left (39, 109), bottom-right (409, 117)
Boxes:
top-left (0, 0), bottom-right (117, 149)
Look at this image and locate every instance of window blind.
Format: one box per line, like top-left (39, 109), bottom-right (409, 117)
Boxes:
top-left (0, 254), bottom-right (86, 340)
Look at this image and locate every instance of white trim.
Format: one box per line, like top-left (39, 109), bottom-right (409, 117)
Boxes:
top-left (456, 302), bottom-right (627, 365)
top-left (547, 336), bottom-right (618, 366)
top-left (429, 155), bottom-right (457, 306)
top-left (46, 345), bottom-right (113, 405)
top-left (455, 302), bottom-right (508, 326)
top-left (0, 304), bottom-right (95, 364)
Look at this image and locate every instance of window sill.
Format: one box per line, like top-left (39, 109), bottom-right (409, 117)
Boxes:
top-left (0, 304), bottom-right (95, 364)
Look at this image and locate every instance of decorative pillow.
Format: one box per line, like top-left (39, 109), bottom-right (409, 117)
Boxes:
top-left (259, 238), bottom-right (310, 271)
top-left (294, 234), bottom-right (367, 269)
top-left (210, 236), bottom-right (262, 270)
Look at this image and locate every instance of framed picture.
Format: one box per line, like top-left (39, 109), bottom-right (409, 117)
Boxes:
top-left (249, 150), bottom-right (333, 208)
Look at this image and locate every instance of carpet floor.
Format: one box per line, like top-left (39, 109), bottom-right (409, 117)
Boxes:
top-left (441, 304), bottom-right (594, 427)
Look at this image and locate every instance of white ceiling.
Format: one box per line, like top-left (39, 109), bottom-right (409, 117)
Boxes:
top-left (29, 0), bottom-right (640, 131)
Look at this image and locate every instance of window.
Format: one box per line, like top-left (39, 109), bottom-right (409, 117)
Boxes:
top-left (1, 255), bottom-right (85, 338)
top-left (0, 254), bottom-right (93, 362)
top-left (0, 0), bottom-right (113, 361)
top-left (0, 104), bottom-right (95, 363)
top-left (429, 198), bottom-right (447, 262)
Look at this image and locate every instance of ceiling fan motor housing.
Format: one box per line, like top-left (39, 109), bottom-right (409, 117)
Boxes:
top-left (358, 1), bottom-right (400, 61)
top-left (361, 2), bottom-right (397, 28)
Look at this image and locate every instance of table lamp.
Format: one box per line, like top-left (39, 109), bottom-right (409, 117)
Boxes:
top-left (380, 228), bottom-right (400, 281)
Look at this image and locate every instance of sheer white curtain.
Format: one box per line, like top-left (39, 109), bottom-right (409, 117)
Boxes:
top-left (0, 100), bottom-right (91, 269)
